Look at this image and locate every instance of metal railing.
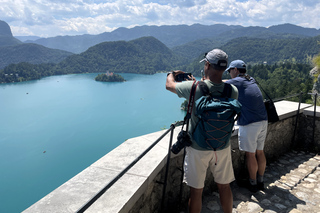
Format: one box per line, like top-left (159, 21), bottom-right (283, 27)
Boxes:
top-left (308, 92), bottom-right (318, 152)
top-left (278, 92), bottom-right (319, 151)
top-left (76, 120), bottom-right (184, 213)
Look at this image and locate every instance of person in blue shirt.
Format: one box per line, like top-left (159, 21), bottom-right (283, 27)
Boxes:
top-left (225, 60), bottom-right (268, 193)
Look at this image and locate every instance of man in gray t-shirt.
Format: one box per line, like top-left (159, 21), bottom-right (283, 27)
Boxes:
top-left (166, 49), bottom-right (238, 213)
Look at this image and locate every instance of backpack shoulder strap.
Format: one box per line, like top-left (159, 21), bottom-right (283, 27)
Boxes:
top-left (185, 81), bottom-right (199, 120)
top-left (198, 81), bottom-right (209, 95)
top-left (198, 81), bottom-right (233, 98)
top-left (222, 83), bottom-right (233, 98)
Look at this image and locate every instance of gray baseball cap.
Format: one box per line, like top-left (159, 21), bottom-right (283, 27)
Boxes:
top-left (199, 49), bottom-right (228, 66)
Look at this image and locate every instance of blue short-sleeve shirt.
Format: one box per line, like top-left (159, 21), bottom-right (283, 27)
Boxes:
top-left (226, 76), bottom-right (267, 125)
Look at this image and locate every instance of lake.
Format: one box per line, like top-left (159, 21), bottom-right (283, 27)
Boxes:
top-left (0, 73), bottom-right (187, 213)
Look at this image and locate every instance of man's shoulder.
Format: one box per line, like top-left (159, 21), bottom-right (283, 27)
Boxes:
top-left (175, 81), bottom-right (196, 98)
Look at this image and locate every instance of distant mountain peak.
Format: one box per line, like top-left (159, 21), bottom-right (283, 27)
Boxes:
top-left (0, 20), bottom-right (13, 37)
top-left (268, 23), bottom-right (319, 36)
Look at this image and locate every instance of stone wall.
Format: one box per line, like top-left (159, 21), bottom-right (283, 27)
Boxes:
top-left (129, 114), bottom-right (318, 212)
top-left (297, 114), bottom-right (320, 152)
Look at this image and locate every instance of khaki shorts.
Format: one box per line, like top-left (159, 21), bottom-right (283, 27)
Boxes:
top-left (183, 145), bottom-right (235, 189)
top-left (238, 120), bottom-right (268, 153)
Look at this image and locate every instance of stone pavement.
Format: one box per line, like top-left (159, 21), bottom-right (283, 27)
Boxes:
top-left (201, 151), bottom-right (320, 213)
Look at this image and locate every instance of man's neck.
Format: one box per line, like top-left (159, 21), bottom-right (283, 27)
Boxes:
top-left (209, 79), bottom-right (223, 84)
top-left (207, 73), bottom-right (223, 84)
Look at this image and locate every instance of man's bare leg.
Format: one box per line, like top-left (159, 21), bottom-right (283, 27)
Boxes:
top-left (217, 183), bottom-right (233, 213)
top-left (188, 187), bottom-right (203, 213)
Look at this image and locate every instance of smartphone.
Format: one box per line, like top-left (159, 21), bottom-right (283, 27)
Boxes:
top-left (175, 73), bottom-right (192, 82)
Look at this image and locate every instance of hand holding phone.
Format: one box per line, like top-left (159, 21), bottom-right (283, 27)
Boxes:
top-left (174, 72), bottom-right (192, 82)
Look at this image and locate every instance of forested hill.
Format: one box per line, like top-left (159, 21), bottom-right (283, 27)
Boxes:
top-left (55, 36), bottom-right (185, 74)
top-left (222, 35), bottom-right (320, 64)
top-left (182, 35), bottom-right (320, 76)
top-left (172, 27), bottom-right (314, 60)
top-left (0, 43), bottom-right (74, 69)
top-left (0, 36), bottom-right (186, 83)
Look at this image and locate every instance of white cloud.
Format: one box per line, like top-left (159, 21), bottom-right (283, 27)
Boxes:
top-left (0, 0), bottom-right (319, 37)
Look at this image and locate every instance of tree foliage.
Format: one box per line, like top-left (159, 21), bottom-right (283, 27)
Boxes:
top-left (95, 73), bottom-right (125, 82)
top-left (241, 63), bottom-right (313, 103)
top-left (313, 52), bottom-right (320, 80)
top-left (0, 62), bottom-right (56, 83)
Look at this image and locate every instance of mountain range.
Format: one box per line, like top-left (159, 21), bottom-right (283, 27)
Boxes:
top-left (20, 23), bottom-right (320, 54)
top-left (1, 19), bottom-right (320, 72)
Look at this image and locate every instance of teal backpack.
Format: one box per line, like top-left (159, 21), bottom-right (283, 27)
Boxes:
top-left (192, 81), bottom-right (242, 150)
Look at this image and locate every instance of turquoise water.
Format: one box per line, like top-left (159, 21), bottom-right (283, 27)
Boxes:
top-left (0, 73), bottom-right (186, 213)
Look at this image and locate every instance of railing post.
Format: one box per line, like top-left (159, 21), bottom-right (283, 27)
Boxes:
top-left (292, 92), bottom-right (303, 149)
top-left (312, 93), bottom-right (318, 152)
top-left (160, 122), bottom-right (176, 212)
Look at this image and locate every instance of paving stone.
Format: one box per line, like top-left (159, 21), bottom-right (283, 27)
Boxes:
top-left (206, 200), bottom-right (220, 211)
top-left (270, 195), bottom-right (281, 202)
top-left (289, 159), bottom-right (296, 163)
top-left (302, 182), bottom-right (315, 188)
top-left (260, 199), bottom-right (271, 206)
top-left (264, 173), bottom-right (273, 178)
top-left (286, 181), bottom-right (296, 187)
top-left (297, 168), bottom-right (308, 174)
top-left (275, 203), bottom-right (287, 210)
top-left (295, 191), bottom-right (308, 200)
top-left (304, 177), bottom-right (317, 183)
top-left (290, 176), bottom-right (300, 182)
top-left (279, 159), bottom-right (290, 164)
top-left (247, 202), bottom-right (261, 213)
top-left (308, 174), bottom-right (317, 179)
top-left (288, 208), bottom-right (302, 213)
top-left (264, 210), bottom-right (277, 213)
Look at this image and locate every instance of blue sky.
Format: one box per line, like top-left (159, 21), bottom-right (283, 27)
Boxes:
top-left (1, 0), bottom-right (319, 38)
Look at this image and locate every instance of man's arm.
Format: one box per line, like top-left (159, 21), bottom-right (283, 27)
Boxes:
top-left (166, 72), bottom-right (177, 94)
top-left (166, 70), bottom-right (195, 94)
top-left (166, 70), bottom-right (187, 94)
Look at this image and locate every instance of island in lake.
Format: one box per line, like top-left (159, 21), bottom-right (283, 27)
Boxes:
top-left (95, 72), bottom-right (125, 82)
